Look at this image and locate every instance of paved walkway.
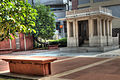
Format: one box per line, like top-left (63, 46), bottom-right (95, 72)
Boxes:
top-left (96, 49), bottom-right (120, 57)
top-left (0, 49), bottom-right (120, 80)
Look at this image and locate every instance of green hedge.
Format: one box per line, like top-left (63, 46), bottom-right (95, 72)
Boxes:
top-left (49, 38), bottom-right (67, 47)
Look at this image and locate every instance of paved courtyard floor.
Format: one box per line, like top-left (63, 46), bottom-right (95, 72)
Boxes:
top-left (0, 49), bottom-right (120, 80)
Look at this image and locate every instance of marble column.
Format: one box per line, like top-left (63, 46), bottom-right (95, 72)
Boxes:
top-left (97, 18), bottom-right (101, 36)
top-left (76, 20), bottom-right (79, 47)
top-left (107, 19), bottom-right (110, 37)
top-left (89, 18), bottom-right (93, 46)
top-left (97, 18), bottom-right (102, 46)
top-left (73, 20), bottom-right (76, 38)
top-left (109, 20), bottom-right (112, 36)
top-left (106, 19), bottom-right (110, 46)
top-left (67, 20), bottom-right (70, 38)
top-left (89, 18), bottom-right (93, 37)
top-left (103, 19), bottom-right (106, 36)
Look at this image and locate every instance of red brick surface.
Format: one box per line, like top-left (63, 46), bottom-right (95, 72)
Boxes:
top-left (11, 34), bottom-right (16, 51)
top-left (25, 35), bottom-right (33, 50)
top-left (60, 59), bottom-right (120, 80)
top-left (0, 40), bottom-right (10, 49)
top-left (48, 45), bottom-right (58, 50)
top-left (0, 51), bottom-right (12, 55)
top-left (51, 58), bottom-right (107, 75)
top-left (19, 33), bottom-right (25, 51)
top-left (0, 33), bottom-right (33, 54)
top-left (1, 54), bottom-right (119, 80)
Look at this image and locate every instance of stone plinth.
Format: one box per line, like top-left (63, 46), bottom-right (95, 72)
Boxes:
top-left (48, 45), bottom-right (58, 49)
top-left (2, 57), bottom-right (57, 76)
top-left (0, 48), bottom-right (12, 54)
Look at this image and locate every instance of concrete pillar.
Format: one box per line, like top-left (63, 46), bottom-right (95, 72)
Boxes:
top-left (103, 19), bottom-right (106, 36)
top-left (9, 39), bottom-right (12, 49)
top-left (89, 18), bottom-right (93, 47)
top-left (109, 20), bottom-right (112, 36)
top-left (67, 20), bottom-right (70, 38)
top-left (24, 34), bottom-right (26, 51)
top-left (107, 19), bottom-right (110, 37)
top-left (76, 20), bottom-right (79, 46)
top-left (99, 19), bottom-right (102, 37)
top-left (9, 29), bottom-right (12, 49)
top-left (73, 19), bottom-right (76, 38)
top-left (97, 18), bottom-right (102, 36)
top-left (106, 19), bottom-right (110, 46)
top-left (89, 18), bottom-right (93, 37)
top-left (97, 18), bottom-right (103, 46)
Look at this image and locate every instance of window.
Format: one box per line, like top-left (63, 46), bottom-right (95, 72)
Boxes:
top-left (105, 5), bottom-right (120, 18)
top-left (93, 19), bottom-right (98, 36)
top-left (93, 0), bottom-right (110, 3)
top-left (69, 22), bottom-right (74, 37)
top-left (78, 0), bottom-right (90, 5)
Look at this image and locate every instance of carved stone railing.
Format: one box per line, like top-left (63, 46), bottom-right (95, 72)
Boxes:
top-left (66, 7), bottom-right (112, 18)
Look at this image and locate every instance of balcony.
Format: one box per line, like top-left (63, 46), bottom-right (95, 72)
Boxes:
top-left (66, 7), bottom-right (112, 18)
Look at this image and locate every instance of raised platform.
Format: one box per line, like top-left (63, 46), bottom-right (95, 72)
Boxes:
top-left (2, 57), bottom-right (57, 76)
top-left (0, 48), bottom-right (12, 54)
top-left (60, 46), bottom-right (119, 52)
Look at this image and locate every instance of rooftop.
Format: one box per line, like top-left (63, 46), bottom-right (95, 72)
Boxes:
top-left (66, 7), bottom-right (112, 18)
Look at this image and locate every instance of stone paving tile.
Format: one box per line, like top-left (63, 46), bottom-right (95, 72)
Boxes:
top-left (51, 57), bottom-right (107, 75)
top-left (4, 49), bottom-right (58, 55)
top-left (96, 49), bottom-right (120, 58)
top-left (60, 58), bottom-right (120, 80)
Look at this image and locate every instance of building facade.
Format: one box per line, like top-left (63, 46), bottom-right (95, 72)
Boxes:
top-left (59, 0), bottom-right (120, 51)
top-left (72, 0), bottom-right (120, 41)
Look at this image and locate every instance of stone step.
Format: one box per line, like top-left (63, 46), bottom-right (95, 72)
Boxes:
top-left (60, 47), bottom-right (100, 52)
top-left (60, 46), bottom-right (119, 52)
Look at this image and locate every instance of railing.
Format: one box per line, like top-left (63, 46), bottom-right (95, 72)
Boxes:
top-left (66, 7), bottom-right (112, 18)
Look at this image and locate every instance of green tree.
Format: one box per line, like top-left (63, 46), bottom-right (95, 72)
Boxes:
top-left (33, 5), bottom-right (56, 45)
top-left (0, 0), bottom-right (38, 41)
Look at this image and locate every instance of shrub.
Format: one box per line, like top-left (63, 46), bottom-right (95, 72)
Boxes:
top-left (58, 38), bottom-right (67, 47)
top-left (49, 40), bottom-right (59, 45)
top-left (48, 38), bottom-right (67, 47)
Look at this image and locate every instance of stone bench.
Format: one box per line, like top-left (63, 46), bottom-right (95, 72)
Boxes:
top-left (0, 48), bottom-right (12, 54)
top-left (2, 57), bottom-right (57, 76)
